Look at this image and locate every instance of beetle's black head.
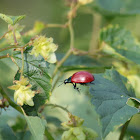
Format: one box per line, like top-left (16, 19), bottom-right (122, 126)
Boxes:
top-left (64, 76), bottom-right (72, 84)
top-left (58, 76), bottom-right (72, 87)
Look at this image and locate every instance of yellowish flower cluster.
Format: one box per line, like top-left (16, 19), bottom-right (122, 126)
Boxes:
top-left (61, 114), bottom-right (98, 140)
top-left (8, 76), bottom-right (35, 106)
top-left (78, 0), bottom-right (93, 5)
top-left (30, 36), bottom-right (58, 63)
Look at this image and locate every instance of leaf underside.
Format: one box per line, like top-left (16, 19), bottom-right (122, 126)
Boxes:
top-left (89, 69), bottom-right (140, 138)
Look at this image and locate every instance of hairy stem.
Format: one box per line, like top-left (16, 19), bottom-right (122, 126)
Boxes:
top-left (20, 48), bottom-right (24, 77)
top-left (10, 56), bottom-right (20, 70)
top-left (0, 85), bottom-right (22, 114)
top-left (0, 30), bottom-right (11, 40)
top-left (119, 119), bottom-right (131, 140)
top-left (51, 72), bottom-right (63, 92)
top-left (52, 4), bottom-right (76, 78)
top-left (89, 12), bottom-right (101, 52)
top-left (0, 54), bottom-right (10, 59)
top-left (40, 103), bottom-right (71, 114)
top-left (13, 29), bottom-right (18, 45)
top-left (52, 49), bottom-right (72, 78)
top-left (0, 45), bottom-right (19, 52)
top-left (68, 17), bottom-right (74, 49)
top-left (46, 23), bottom-right (68, 28)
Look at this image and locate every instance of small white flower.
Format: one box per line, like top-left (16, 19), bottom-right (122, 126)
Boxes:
top-left (30, 36), bottom-right (58, 63)
top-left (8, 76), bottom-right (35, 106)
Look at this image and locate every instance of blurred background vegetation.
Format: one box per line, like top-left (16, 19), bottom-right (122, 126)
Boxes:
top-left (0, 0), bottom-right (140, 140)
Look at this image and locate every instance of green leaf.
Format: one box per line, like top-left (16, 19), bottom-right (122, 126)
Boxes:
top-left (93, 0), bottom-right (140, 16)
top-left (57, 54), bottom-right (99, 67)
top-left (100, 25), bottom-right (140, 64)
top-left (56, 54), bottom-right (111, 73)
top-left (0, 124), bottom-right (17, 140)
top-left (14, 53), bottom-right (51, 115)
top-left (15, 131), bottom-right (33, 140)
top-left (23, 112), bottom-right (47, 140)
top-left (89, 69), bottom-right (140, 138)
top-left (0, 13), bottom-right (25, 25)
top-left (12, 116), bottom-right (26, 132)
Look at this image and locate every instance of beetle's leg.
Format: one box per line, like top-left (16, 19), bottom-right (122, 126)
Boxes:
top-left (73, 83), bottom-right (80, 92)
top-left (72, 83), bottom-right (77, 89)
top-left (74, 83), bottom-right (77, 89)
top-left (72, 83), bottom-right (76, 89)
top-left (77, 87), bottom-right (80, 93)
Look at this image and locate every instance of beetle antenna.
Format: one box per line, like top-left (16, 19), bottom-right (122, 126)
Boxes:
top-left (58, 82), bottom-right (64, 87)
top-left (58, 80), bottom-right (63, 82)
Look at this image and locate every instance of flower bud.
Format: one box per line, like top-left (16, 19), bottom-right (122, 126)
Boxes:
top-left (61, 128), bottom-right (73, 140)
top-left (61, 115), bottom-right (98, 140)
top-left (82, 127), bottom-right (98, 139)
top-left (61, 114), bottom-right (84, 128)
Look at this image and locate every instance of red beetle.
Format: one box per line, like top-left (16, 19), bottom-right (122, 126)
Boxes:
top-left (62, 71), bottom-right (95, 91)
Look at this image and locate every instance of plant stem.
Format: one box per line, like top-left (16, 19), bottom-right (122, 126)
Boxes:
top-left (20, 48), bottom-right (24, 77)
top-left (0, 85), bottom-right (23, 114)
top-left (0, 54), bottom-right (10, 59)
top-left (52, 4), bottom-right (76, 78)
top-left (39, 103), bottom-right (71, 114)
top-left (10, 56), bottom-right (20, 70)
top-left (52, 49), bottom-right (72, 78)
top-left (89, 12), bottom-right (101, 53)
top-left (0, 45), bottom-right (18, 52)
top-left (0, 42), bottom-right (29, 53)
top-left (46, 23), bottom-right (68, 28)
top-left (13, 29), bottom-right (18, 45)
top-left (51, 72), bottom-right (63, 92)
top-left (68, 17), bottom-right (74, 49)
top-left (119, 119), bottom-right (131, 140)
top-left (47, 103), bottom-right (71, 113)
top-left (0, 30), bottom-right (11, 40)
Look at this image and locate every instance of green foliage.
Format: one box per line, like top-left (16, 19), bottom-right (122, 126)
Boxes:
top-left (0, 13), bottom-right (25, 25)
top-left (12, 116), bottom-right (26, 132)
top-left (57, 54), bottom-right (100, 67)
top-left (89, 69), bottom-right (140, 138)
top-left (23, 113), bottom-right (47, 140)
top-left (1, 1), bottom-right (140, 140)
top-left (100, 25), bottom-right (140, 64)
top-left (14, 53), bottom-right (51, 115)
top-left (57, 54), bottom-right (111, 73)
top-left (0, 124), bottom-right (17, 140)
top-left (94, 0), bottom-right (140, 16)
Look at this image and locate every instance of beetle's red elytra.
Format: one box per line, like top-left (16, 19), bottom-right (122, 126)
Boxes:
top-left (62, 71), bottom-right (95, 91)
top-left (71, 71), bottom-right (94, 83)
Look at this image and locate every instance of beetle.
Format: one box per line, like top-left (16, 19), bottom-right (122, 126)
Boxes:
top-left (60, 71), bottom-right (95, 91)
